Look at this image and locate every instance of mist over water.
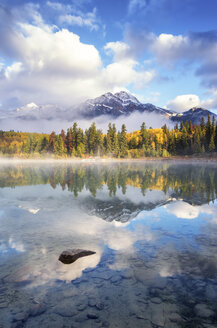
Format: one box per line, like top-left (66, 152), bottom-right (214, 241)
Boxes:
top-left (0, 162), bottom-right (217, 327)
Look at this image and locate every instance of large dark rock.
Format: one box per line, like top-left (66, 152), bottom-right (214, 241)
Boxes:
top-left (59, 249), bottom-right (96, 264)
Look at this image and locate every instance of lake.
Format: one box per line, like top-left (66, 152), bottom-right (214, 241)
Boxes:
top-left (0, 161), bottom-right (217, 328)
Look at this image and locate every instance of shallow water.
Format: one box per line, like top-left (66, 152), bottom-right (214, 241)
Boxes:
top-left (0, 161), bottom-right (217, 328)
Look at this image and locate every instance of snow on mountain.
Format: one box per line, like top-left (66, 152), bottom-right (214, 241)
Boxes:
top-left (170, 106), bottom-right (214, 125)
top-left (15, 103), bottom-right (66, 121)
top-left (9, 91), bottom-right (217, 126)
top-left (76, 91), bottom-right (173, 119)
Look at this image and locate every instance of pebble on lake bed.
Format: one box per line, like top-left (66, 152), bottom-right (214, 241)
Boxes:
top-left (58, 249), bottom-right (96, 264)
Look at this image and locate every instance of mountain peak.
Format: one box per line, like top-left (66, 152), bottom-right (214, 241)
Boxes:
top-left (189, 106), bottom-right (206, 112)
top-left (114, 91), bottom-right (140, 105)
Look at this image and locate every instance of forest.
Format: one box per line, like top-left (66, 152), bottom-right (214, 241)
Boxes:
top-left (0, 114), bottom-right (216, 158)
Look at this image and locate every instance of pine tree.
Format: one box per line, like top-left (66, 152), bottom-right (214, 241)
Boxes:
top-left (119, 124), bottom-right (128, 157)
top-left (72, 123), bottom-right (78, 150)
top-left (36, 136), bottom-right (48, 153)
top-left (112, 124), bottom-right (118, 153)
top-left (200, 117), bottom-right (205, 131)
top-left (206, 114), bottom-right (212, 149)
top-left (140, 122), bottom-right (149, 148)
top-left (215, 122), bottom-right (217, 151)
top-left (209, 134), bottom-right (215, 152)
top-left (66, 128), bottom-right (73, 155)
top-left (55, 135), bottom-right (64, 156)
top-left (76, 128), bottom-right (84, 156)
top-left (181, 127), bottom-right (188, 152)
top-left (193, 128), bottom-right (202, 153)
top-left (106, 123), bottom-right (113, 154)
top-left (189, 121), bottom-right (193, 134)
top-left (179, 121), bottom-right (184, 131)
top-left (60, 129), bottom-right (67, 148)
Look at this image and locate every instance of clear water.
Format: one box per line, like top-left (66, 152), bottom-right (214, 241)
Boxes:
top-left (0, 161), bottom-right (217, 328)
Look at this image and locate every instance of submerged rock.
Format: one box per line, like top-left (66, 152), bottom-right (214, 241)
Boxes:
top-left (54, 304), bottom-right (77, 317)
top-left (194, 303), bottom-right (214, 318)
top-left (59, 249), bottom-right (96, 264)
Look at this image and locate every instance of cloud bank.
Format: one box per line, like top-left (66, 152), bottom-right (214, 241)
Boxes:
top-left (0, 4), bottom-right (155, 110)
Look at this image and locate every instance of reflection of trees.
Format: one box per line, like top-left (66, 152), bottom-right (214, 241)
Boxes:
top-left (0, 163), bottom-right (216, 203)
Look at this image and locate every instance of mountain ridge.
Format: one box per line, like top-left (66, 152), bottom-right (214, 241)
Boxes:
top-left (14, 90), bottom-right (216, 125)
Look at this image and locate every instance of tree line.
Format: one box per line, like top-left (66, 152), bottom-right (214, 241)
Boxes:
top-left (0, 114), bottom-right (217, 157)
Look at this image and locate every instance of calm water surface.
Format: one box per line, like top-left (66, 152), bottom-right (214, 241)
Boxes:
top-left (0, 161), bottom-right (217, 328)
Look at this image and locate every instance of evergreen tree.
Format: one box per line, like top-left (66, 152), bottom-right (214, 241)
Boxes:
top-left (119, 124), bottom-right (128, 157)
top-left (215, 122), bottom-right (217, 151)
top-left (55, 135), bottom-right (64, 156)
top-left (140, 122), bottom-right (149, 148)
top-left (193, 128), bottom-right (202, 153)
top-left (60, 129), bottom-right (67, 149)
top-left (106, 123), bottom-right (113, 154)
top-left (66, 128), bottom-right (73, 155)
top-left (72, 122), bottom-right (78, 150)
top-left (200, 117), bottom-right (205, 131)
top-left (181, 127), bottom-right (188, 152)
top-left (209, 134), bottom-right (215, 152)
top-left (206, 114), bottom-right (212, 149)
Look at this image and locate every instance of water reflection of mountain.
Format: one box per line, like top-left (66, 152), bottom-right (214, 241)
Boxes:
top-left (81, 189), bottom-right (172, 222)
top-left (0, 163), bottom-right (216, 208)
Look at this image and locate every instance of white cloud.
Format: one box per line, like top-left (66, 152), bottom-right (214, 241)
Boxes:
top-left (150, 33), bottom-right (190, 65)
top-left (0, 24), bottom-right (103, 108)
top-left (47, 1), bottom-right (99, 31)
top-left (0, 7), bottom-right (154, 110)
top-left (166, 94), bottom-right (201, 112)
top-left (4, 62), bottom-right (23, 79)
top-left (125, 29), bottom-right (217, 92)
top-left (200, 89), bottom-right (217, 112)
top-left (104, 41), bottom-right (131, 61)
top-left (103, 40), bottom-right (155, 90)
top-left (59, 8), bottom-right (99, 31)
top-left (103, 59), bottom-right (155, 89)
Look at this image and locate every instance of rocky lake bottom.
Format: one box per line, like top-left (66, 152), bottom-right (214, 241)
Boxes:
top-left (0, 162), bottom-right (217, 328)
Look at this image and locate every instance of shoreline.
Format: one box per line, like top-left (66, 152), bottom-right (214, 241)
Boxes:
top-left (0, 154), bottom-right (217, 164)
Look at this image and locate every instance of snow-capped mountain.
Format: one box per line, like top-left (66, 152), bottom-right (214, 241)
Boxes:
top-left (76, 91), bottom-right (175, 118)
top-left (15, 103), bottom-right (65, 121)
top-left (10, 91), bottom-right (217, 125)
top-left (170, 106), bottom-right (214, 125)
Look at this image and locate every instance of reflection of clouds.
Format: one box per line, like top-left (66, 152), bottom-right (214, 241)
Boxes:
top-left (18, 205), bottom-right (40, 214)
top-left (200, 203), bottom-right (217, 224)
top-left (2, 171), bottom-right (216, 289)
top-left (165, 201), bottom-right (200, 219)
top-left (9, 237), bottom-right (25, 252)
top-left (3, 211), bottom-right (154, 286)
top-left (26, 246), bottom-right (103, 286)
top-left (0, 237), bottom-right (25, 253)
top-left (55, 249), bottom-right (102, 282)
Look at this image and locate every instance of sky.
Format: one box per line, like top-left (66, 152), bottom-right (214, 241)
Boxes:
top-left (1, 0), bottom-right (217, 117)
